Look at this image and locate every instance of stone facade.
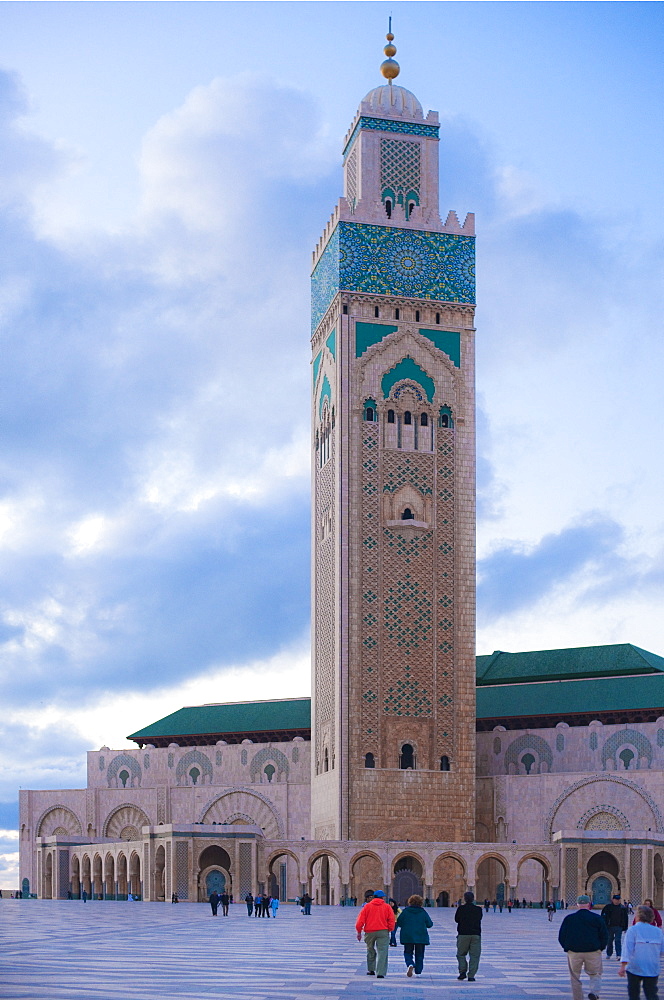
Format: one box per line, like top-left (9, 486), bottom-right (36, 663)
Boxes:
top-left (311, 80), bottom-right (476, 844)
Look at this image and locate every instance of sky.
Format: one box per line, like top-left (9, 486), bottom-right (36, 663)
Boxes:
top-left (0, 0), bottom-right (663, 885)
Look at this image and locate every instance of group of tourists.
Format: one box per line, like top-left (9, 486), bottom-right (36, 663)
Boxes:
top-left (558, 892), bottom-right (664, 1000)
top-left (208, 890), bottom-right (231, 916)
top-left (354, 888), bottom-right (484, 981)
top-left (242, 892), bottom-right (279, 917)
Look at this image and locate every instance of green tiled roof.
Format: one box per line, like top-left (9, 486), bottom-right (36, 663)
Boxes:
top-left (476, 643), bottom-right (664, 686)
top-left (477, 673), bottom-right (664, 721)
top-left (128, 697), bottom-right (311, 742)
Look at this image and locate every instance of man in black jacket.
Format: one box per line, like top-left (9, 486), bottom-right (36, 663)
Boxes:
top-left (558, 894), bottom-right (609, 1000)
top-left (455, 891), bottom-right (483, 981)
top-left (601, 893), bottom-right (628, 959)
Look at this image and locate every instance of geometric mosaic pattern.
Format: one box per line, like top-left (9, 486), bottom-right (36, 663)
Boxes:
top-left (311, 222), bottom-right (475, 332)
top-left (380, 139), bottom-right (420, 209)
top-left (343, 114), bottom-right (439, 157)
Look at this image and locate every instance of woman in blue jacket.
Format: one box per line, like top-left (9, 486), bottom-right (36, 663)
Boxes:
top-left (395, 894), bottom-right (434, 977)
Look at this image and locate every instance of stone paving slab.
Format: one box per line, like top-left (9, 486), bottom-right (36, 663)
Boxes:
top-left (0, 901), bottom-right (646, 1000)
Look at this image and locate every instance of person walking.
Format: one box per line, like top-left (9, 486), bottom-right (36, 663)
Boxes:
top-left (209, 890), bottom-right (219, 916)
top-left (634, 900), bottom-right (662, 929)
top-left (396, 894), bottom-right (433, 978)
top-left (619, 904), bottom-right (664, 1000)
top-left (245, 892), bottom-right (253, 916)
top-left (220, 891), bottom-right (230, 916)
top-left (254, 892), bottom-right (262, 916)
top-left (388, 898), bottom-right (400, 947)
top-left (301, 892), bottom-right (312, 915)
top-left (262, 894), bottom-right (271, 917)
top-left (355, 889), bottom-right (396, 980)
top-left (602, 893), bottom-right (629, 960)
top-left (507, 899), bottom-right (512, 915)
top-left (548, 901), bottom-right (556, 922)
top-left (455, 890), bottom-right (483, 981)
top-left (270, 896), bottom-right (279, 918)
top-left (558, 893), bottom-right (608, 1000)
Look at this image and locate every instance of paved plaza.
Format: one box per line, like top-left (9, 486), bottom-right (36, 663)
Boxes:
top-left (1, 900), bottom-right (645, 1000)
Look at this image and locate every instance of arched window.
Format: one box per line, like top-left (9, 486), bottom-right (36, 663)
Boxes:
top-left (420, 413), bottom-right (428, 427)
top-left (364, 407), bottom-right (374, 422)
top-left (440, 755), bottom-right (450, 771)
top-left (189, 767), bottom-right (200, 785)
top-left (264, 764), bottom-right (276, 783)
top-left (399, 743), bottom-right (415, 769)
top-left (385, 200), bottom-right (392, 219)
top-left (119, 770), bottom-right (129, 789)
top-left (387, 409), bottom-right (395, 424)
top-left (401, 508), bottom-right (414, 521)
top-left (441, 414), bottom-right (449, 428)
top-left (364, 753), bottom-right (375, 769)
top-left (404, 411), bottom-right (412, 425)
top-left (323, 748), bottom-right (329, 772)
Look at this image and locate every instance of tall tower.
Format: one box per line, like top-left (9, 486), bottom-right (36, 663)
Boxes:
top-left (311, 32), bottom-right (476, 843)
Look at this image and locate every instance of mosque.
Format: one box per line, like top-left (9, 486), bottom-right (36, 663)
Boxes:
top-left (19, 34), bottom-right (664, 909)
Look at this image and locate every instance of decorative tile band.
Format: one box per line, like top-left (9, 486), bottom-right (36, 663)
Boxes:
top-left (343, 116), bottom-right (439, 157)
top-left (311, 221), bottom-right (475, 333)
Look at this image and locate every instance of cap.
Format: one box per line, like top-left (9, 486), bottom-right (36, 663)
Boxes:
top-left (612, 894), bottom-right (621, 900)
top-left (374, 889), bottom-right (385, 898)
top-left (577, 894), bottom-right (591, 905)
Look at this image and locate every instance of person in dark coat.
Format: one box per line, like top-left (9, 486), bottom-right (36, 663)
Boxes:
top-left (220, 891), bottom-right (230, 916)
top-left (209, 891), bottom-right (219, 916)
top-left (301, 892), bottom-right (312, 915)
top-left (455, 890), bottom-right (483, 981)
top-left (245, 893), bottom-right (253, 916)
top-left (395, 894), bottom-right (433, 977)
top-left (559, 894), bottom-right (609, 1000)
top-left (601, 893), bottom-right (629, 959)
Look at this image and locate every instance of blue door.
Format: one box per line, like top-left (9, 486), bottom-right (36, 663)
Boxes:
top-left (206, 870), bottom-right (226, 896)
top-left (592, 876), bottom-right (612, 906)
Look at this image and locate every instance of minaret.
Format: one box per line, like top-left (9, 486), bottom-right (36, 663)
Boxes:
top-left (311, 30), bottom-right (476, 843)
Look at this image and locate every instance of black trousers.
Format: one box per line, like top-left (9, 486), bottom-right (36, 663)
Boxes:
top-left (627, 971), bottom-right (659, 1000)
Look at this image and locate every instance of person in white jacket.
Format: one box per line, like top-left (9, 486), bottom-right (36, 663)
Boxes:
top-left (619, 905), bottom-right (664, 1000)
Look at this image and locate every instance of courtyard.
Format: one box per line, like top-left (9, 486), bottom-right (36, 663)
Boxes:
top-left (1, 899), bottom-right (642, 1000)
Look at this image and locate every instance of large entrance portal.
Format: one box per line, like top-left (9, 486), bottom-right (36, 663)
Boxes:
top-left (592, 876), bottom-right (612, 906)
top-left (205, 870), bottom-right (226, 896)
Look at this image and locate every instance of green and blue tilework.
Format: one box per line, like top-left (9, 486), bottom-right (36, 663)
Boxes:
top-left (326, 327), bottom-right (336, 359)
top-left (343, 116), bottom-right (439, 157)
top-left (382, 357), bottom-right (435, 401)
top-left (319, 374), bottom-right (331, 416)
top-left (356, 322), bottom-right (398, 357)
top-left (311, 222), bottom-right (475, 333)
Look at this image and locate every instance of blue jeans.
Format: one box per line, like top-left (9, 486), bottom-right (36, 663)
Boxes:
top-left (404, 943), bottom-right (426, 975)
top-left (607, 926), bottom-right (623, 957)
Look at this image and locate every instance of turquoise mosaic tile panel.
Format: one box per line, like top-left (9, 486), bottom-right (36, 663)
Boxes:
top-left (311, 225), bottom-right (340, 333)
top-left (355, 321), bottom-right (398, 358)
top-left (343, 116), bottom-right (439, 157)
top-left (381, 356), bottom-right (435, 401)
top-left (326, 327), bottom-right (336, 359)
top-left (318, 373), bottom-right (331, 416)
top-left (312, 350), bottom-right (322, 387)
top-left (419, 327), bottom-right (461, 368)
top-left (312, 222), bottom-right (474, 334)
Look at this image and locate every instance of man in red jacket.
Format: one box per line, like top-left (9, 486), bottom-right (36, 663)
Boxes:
top-left (356, 889), bottom-right (396, 979)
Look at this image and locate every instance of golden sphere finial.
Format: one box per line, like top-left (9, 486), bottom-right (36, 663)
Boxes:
top-left (380, 18), bottom-right (400, 82)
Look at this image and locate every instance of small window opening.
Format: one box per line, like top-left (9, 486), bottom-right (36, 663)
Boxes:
top-left (387, 409), bottom-right (395, 424)
top-left (441, 414), bottom-right (449, 428)
top-left (435, 312), bottom-right (440, 325)
top-left (521, 753), bottom-right (536, 775)
top-left (364, 406), bottom-right (375, 422)
top-left (619, 748), bottom-right (635, 770)
top-left (385, 200), bottom-right (392, 219)
top-left (440, 755), bottom-right (450, 771)
top-left (189, 767), bottom-right (200, 786)
top-left (408, 201), bottom-right (415, 216)
top-left (395, 308), bottom-right (400, 320)
top-left (119, 770), bottom-right (129, 789)
top-left (415, 310), bottom-right (420, 322)
top-left (374, 306), bottom-right (380, 318)
top-left (264, 764), bottom-right (276, 783)
top-left (420, 413), bottom-right (428, 427)
top-left (324, 748), bottom-right (329, 772)
top-left (404, 411), bottom-right (412, 425)
top-left (342, 304), bottom-right (348, 315)
top-left (399, 743), bottom-right (415, 769)
top-left (401, 508), bottom-right (414, 521)
top-left (364, 753), bottom-right (375, 769)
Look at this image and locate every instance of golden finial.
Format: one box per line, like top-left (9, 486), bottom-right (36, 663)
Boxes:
top-left (380, 16), bottom-right (400, 84)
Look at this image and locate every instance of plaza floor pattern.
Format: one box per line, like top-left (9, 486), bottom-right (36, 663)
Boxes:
top-left (1, 901), bottom-right (645, 1000)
